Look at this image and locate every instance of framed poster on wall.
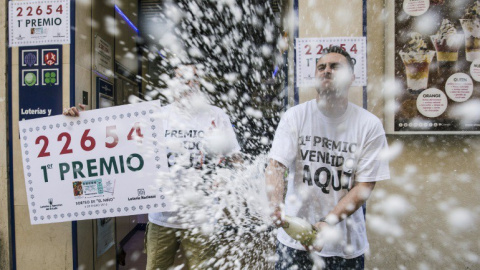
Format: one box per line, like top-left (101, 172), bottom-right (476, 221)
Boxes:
top-left (296, 37), bottom-right (367, 88)
top-left (385, 0), bottom-right (480, 134)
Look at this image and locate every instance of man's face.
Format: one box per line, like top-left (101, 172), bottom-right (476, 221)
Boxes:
top-left (170, 65), bottom-right (210, 111)
top-left (174, 65), bottom-right (200, 98)
top-left (315, 53), bottom-right (354, 96)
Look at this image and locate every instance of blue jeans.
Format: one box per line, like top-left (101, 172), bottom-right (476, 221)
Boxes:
top-left (275, 242), bottom-right (364, 270)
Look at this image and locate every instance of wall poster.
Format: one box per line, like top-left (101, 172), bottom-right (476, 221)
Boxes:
top-left (8, 0), bottom-right (70, 47)
top-left (296, 37), bottom-right (367, 88)
top-left (388, 0), bottom-right (480, 133)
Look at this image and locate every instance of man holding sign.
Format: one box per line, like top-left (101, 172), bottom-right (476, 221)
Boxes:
top-left (65, 64), bottom-right (241, 270)
top-left (144, 64), bottom-right (241, 270)
top-left (266, 46), bottom-right (390, 270)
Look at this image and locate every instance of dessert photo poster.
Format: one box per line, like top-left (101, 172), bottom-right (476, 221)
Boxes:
top-left (393, 0), bottom-right (480, 133)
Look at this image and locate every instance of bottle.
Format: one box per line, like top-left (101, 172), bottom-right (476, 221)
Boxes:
top-left (282, 215), bottom-right (318, 246)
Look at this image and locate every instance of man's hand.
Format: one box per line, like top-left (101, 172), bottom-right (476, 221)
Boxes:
top-left (313, 220), bottom-right (329, 232)
top-left (305, 222), bottom-right (328, 252)
top-left (271, 206), bottom-right (285, 227)
top-left (63, 104), bottom-right (86, 117)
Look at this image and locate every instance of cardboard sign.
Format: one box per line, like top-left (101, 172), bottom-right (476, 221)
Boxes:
top-left (19, 101), bottom-right (171, 224)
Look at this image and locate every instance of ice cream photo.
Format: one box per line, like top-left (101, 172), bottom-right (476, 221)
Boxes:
top-left (399, 32), bottom-right (436, 93)
top-left (430, 19), bottom-right (462, 72)
top-left (460, 0), bottom-right (480, 61)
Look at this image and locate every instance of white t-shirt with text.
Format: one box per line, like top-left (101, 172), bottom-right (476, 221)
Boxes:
top-left (149, 102), bottom-right (240, 229)
top-left (269, 99), bottom-right (390, 259)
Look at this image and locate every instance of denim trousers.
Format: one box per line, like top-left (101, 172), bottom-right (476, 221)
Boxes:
top-left (275, 242), bottom-right (365, 270)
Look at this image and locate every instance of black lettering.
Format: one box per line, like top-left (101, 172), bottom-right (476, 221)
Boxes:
top-left (127, 153), bottom-right (144, 172)
top-left (349, 143), bottom-right (357, 153)
top-left (119, 155), bottom-right (125, 173)
top-left (59, 163), bottom-right (70, 181)
top-left (86, 159), bottom-right (98, 177)
top-left (342, 142), bottom-right (348, 153)
top-left (167, 152), bottom-right (175, 167)
top-left (313, 136), bottom-right (321, 146)
top-left (318, 151), bottom-right (327, 163)
top-left (309, 150), bottom-right (317, 162)
top-left (322, 138), bottom-right (328, 148)
top-left (314, 167), bottom-right (330, 194)
top-left (42, 18), bottom-right (52, 26)
top-left (332, 140), bottom-right (342, 151)
top-left (100, 156), bottom-right (119, 175)
top-left (299, 136), bottom-right (306, 146)
top-left (336, 156), bottom-right (344, 167)
top-left (332, 169), bottom-right (342, 191)
top-left (341, 173), bottom-right (350, 189)
top-left (72, 161), bottom-right (85, 179)
top-left (325, 152), bottom-right (330, 164)
top-left (330, 154), bottom-right (336, 165)
top-left (303, 165), bottom-right (312, 186)
top-left (300, 150), bottom-right (309, 160)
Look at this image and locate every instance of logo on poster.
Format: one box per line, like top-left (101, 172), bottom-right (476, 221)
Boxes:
top-left (24, 53), bottom-right (37, 67)
top-left (24, 72), bottom-right (37, 86)
top-left (44, 71), bottom-right (58, 86)
top-left (41, 198), bottom-right (63, 210)
top-left (44, 52), bottom-right (57, 66)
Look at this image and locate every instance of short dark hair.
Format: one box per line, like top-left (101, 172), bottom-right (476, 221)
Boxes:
top-left (319, 46), bottom-right (356, 72)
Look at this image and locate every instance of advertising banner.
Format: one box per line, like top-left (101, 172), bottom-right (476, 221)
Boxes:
top-left (296, 37), bottom-right (367, 87)
top-left (19, 101), bottom-right (171, 224)
top-left (9, 0), bottom-right (70, 47)
top-left (392, 0), bottom-right (480, 133)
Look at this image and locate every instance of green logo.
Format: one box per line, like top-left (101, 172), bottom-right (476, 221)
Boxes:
top-left (44, 71), bottom-right (57, 85)
top-left (25, 72), bottom-right (36, 86)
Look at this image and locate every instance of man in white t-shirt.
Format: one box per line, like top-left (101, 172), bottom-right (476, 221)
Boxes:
top-left (144, 64), bottom-right (241, 270)
top-left (266, 46), bottom-right (390, 270)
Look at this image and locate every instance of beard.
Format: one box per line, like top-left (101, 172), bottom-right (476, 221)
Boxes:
top-left (316, 69), bottom-right (352, 97)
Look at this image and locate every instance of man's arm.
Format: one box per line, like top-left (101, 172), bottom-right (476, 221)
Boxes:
top-left (314, 181), bottom-right (376, 229)
top-left (265, 158), bottom-right (286, 225)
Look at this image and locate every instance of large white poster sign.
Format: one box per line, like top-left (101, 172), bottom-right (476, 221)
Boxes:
top-left (19, 101), bottom-right (171, 224)
top-left (9, 0), bottom-right (70, 47)
top-left (296, 37), bottom-right (367, 87)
